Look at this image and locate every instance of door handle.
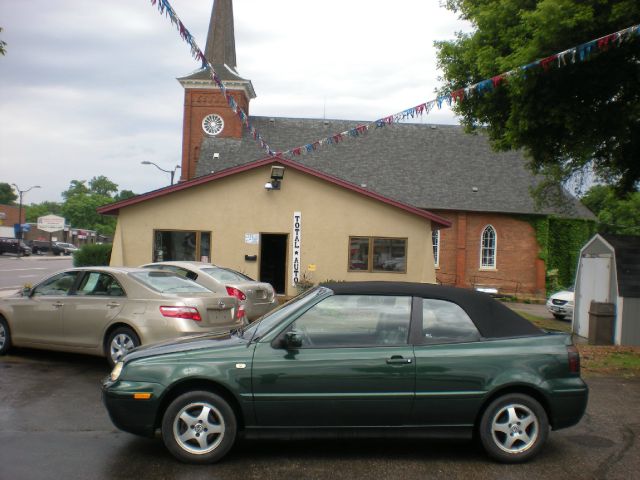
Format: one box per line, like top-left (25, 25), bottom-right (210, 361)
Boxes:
top-left (106, 302), bottom-right (120, 308)
top-left (52, 302), bottom-right (64, 308)
top-left (386, 356), bottom-right (412, 365)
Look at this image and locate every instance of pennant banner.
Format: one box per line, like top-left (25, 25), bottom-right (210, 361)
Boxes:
top-left (150, 0), bottom-right (276, 156)
top-left (280, 23), bottom-right (640, 158)
top-left (149, 0), bottom-right (638, 160)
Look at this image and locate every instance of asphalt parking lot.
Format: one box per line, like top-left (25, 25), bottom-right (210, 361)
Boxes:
top-left (0, 348), bottom-right (638, 480)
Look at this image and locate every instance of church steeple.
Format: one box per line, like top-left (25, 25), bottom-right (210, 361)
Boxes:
top-left (204, 0), bottom-right (237, 69)
top-left (177, 0), bottom-right (255, 181)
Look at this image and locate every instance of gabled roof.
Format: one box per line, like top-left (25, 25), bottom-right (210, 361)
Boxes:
top-left (196, 117), bottom-right (595, 219)
top-left (601, 234), bottom-right (640, 298)
top-left (97, 156), bottom-right (452, 229)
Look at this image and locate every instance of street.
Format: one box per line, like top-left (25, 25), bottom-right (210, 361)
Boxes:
top-left (0, 347), bottom-right (638, 480)
top-left (0, 255), bottom-right (73, 291)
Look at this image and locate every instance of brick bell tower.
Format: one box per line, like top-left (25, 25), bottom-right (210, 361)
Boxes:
top-left (177, 0), bottom-right (256, 181)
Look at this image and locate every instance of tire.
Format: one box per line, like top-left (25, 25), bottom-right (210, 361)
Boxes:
top-left (105, 326), bottom-right (140, 367)
top-left (479, 393), bottom-right (549, 463)
top-left (0, 317), bottom-right (11, 355)
top-left (552, 313), bottom-right (565, 320)
top-left (162, 391), bottom-right (237, 464)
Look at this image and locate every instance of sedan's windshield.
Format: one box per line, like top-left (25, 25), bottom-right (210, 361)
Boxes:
top-left (201, 267), bottom-right (253, 283)
top-left (130, 271), bottom-right (212, 294)
top-left (242, 287), bottom-right (330, 341)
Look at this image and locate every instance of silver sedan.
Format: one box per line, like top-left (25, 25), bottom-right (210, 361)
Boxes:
top-left (0, 267), bottom-right (241, 366)
top-left (141, 262), bottom-right (278, 321)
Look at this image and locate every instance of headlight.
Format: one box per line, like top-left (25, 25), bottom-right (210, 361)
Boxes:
top-left (110, 361), bottom-right (124, 382)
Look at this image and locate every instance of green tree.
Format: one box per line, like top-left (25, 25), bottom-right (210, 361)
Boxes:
top-left (62, 180), bottom-right (89, 201)
top-left (25, 201), bottom-right (63, 222)
top-left (114, 189), bottom-right (136, 202)
top-left (62, 193), bottom-right (117, 236)
top-left (89, 175), bottom-right (118, 197)
top-left (581, 185), bottom-right (640, 235)
top-left (436, 0), bottom-right (640, 196)
top-left (0, 27), bottom-right (6, 56)
top-left (0, 182), bottom-right (17, 205)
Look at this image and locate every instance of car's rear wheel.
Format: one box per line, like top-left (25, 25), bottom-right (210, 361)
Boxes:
top-left (479, 393), bottom-right (549, 463)
top-left (0, 317), bottom-right (11, 355)
top-left (552, 313), bottom-right (566, 320)
top-left (106, 327), bottom-right (139, 367)
top-left (162, 391), bottom-right (237, 464)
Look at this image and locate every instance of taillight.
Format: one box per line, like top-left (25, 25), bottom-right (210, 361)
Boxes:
top-left (159, 306), bottom-right (202, 322)
top-left (236, 304), bottom-right (246, 320)
top-left (226, 286), bottom-right (247, 301)
top-left (567, 345), bottom-right (580, 374)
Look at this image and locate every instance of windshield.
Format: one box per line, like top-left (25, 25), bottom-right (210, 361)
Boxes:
top-left (201, 267), bottom-right (253, 283)
top-left (130, 271), bottom-right (212, 294)
top-left (242, 287), bottom-right (331, 341)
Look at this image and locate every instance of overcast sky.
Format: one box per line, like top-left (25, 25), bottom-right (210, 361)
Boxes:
top-left (0, 0), bottom-right (470, 204)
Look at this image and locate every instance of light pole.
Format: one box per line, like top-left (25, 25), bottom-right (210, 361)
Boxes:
top-left (141, 161), bottom-right (181, 185)
top-left (11, 184), bottom-right (41, 240)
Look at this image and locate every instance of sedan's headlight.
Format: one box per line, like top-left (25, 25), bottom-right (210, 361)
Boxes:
top-left (110, 361), bottom-right (124, 382)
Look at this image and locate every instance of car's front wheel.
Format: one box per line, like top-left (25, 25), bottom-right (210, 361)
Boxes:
top-left (552, 313), bottom-right (566, 320)
top-left (0, 316), bottom-right (12, 355)
top-left (162, 391), bottom-right (237, 464)
top-left (106, 327), bottom-right (140, 367)
top-left (479, 393), bottom-right (549, 463)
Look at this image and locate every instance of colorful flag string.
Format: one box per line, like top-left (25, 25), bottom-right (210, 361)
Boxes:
top-left (280, 23), bottom-right (640, 158)
top-left (150, 0), bottom-right (276, 156)
top-left (150, 0), bottom-right (638, 160)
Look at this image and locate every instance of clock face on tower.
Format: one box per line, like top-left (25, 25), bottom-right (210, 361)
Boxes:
top-left (202, 114), bottom-right (224, 136)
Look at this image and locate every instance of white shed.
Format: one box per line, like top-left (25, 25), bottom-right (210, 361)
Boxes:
top-left (573, 234), bottom-right (640, 346)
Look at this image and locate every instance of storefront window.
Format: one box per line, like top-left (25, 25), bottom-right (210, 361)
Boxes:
top-left (348, 236), bottom-right (407, 273)
top-left (153, 230), bottom-right (211, 262)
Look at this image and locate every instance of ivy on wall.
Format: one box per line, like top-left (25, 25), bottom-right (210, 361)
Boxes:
top-left (525, 216), bottom-right (596, 293)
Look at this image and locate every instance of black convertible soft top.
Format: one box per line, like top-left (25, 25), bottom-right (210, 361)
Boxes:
top-left (322, 282), bottom-right (542, 339)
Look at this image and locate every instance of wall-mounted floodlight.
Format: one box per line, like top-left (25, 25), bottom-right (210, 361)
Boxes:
top-left (265, 165), bottom-right (285, 191)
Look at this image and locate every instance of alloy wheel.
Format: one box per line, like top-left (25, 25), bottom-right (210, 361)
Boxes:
top-left (110, 333), bottom-right (136, 363)
top-left (172, 402), bottom-right (226, 455)
top-left (490, 403), bottom-right (539, 454)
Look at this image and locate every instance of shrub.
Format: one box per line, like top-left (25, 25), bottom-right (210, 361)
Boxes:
top-left (73, 243), bottom-right (112, 267)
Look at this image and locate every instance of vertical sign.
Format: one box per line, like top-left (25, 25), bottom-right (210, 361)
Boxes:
top-left (292, 212), bottom-right (302, 286)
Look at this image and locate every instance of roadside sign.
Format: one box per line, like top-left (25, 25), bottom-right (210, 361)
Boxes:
top-left (37, 215), bottom-right (65, 233)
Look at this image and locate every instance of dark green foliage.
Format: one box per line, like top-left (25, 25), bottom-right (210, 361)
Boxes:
top-left (0, 182), bottom-right (17, 205)
top-left (436, 0), bottom-right (640, 195)
top-left (73, 243), bottom-right (113, 267)
top-left (25, 201), bottom-right (63, 222)
top-left (528, 216), bottom-right (596, 292)
top-left (581, 185), bottom-right (640, 234)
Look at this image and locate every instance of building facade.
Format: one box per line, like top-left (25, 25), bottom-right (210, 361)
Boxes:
top-left (102, 0), bottom-right (594, 297)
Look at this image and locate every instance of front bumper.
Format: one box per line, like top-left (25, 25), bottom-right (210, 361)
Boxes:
top-left (102, 378), bottom-right (165, 437)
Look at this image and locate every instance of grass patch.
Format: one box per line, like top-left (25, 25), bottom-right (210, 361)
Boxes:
top-left (578, 346), bottom-right (640, 378)
top-left (514, 310), bottom-right (571, 333)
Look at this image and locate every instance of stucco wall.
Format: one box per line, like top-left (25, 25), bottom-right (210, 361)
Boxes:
top-left (110, 165), bottom-right (436, 296)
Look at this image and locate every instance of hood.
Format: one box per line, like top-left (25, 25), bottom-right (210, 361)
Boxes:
top-left (123, 331), bottom-right (246, 363)
top-left (550, 290), bottom-right (575, 302)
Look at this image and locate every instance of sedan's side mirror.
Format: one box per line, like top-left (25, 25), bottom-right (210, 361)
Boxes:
top-left (279, 330), bottom-right (303, 349)
top-left (22, 286), bottom-right (32, 297)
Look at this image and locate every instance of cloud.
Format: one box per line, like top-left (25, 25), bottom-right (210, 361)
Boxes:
top-left (0, 0), bottom-right (469, 204)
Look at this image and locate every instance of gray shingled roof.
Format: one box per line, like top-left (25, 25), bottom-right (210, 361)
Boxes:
top-left (196, 117), bottom-right (594, 219)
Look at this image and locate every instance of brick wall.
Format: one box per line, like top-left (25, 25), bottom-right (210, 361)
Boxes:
top-left (181, 88), bottom-right (249, 181)
top-left (0, 204), bottom-right (22, 228)
top-left (432, 210), bottom-right (546, 297)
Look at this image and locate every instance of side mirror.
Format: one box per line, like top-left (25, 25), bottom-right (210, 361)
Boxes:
top-left (282, 330), bottom-right (303, 349)
top-left (22, 287), bottom-right (32, 297)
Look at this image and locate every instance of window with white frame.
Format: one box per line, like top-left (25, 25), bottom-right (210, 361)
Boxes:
top-left (432, 230), bottom-right (440, 267)
top-left (480, 225), bottom-right (496, 269)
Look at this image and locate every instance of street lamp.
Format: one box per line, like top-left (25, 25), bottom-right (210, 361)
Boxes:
top-left (11, 184), bottom-right (41, 240)
top-left (141, 161), bottom-right (181, 185)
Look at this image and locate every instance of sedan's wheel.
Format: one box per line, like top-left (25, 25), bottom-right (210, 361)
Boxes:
top-left (0, 317), bottom-right (11, 355)
top-left (479, 393), bottom-right (548, 463)
top-left (106, 327), bottom-right (140, 367)
top-left (162, 391), bottom-right (237, 464)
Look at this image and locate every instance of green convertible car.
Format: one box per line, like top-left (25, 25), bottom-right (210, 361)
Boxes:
top-left (102, 282), bottom-right (588, 464)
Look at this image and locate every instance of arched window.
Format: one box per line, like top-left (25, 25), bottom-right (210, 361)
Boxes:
top-left (480, 225), bottom-right (496, 269)
top-left (432, 230), bottom-right (440, 267)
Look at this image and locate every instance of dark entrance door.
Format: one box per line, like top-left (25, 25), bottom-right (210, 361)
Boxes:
top-left (260, 234), bottom-right (287, 294)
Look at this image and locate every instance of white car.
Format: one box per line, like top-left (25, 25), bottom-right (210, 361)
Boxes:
top-left (546, 289), bottom-right (574, 320)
